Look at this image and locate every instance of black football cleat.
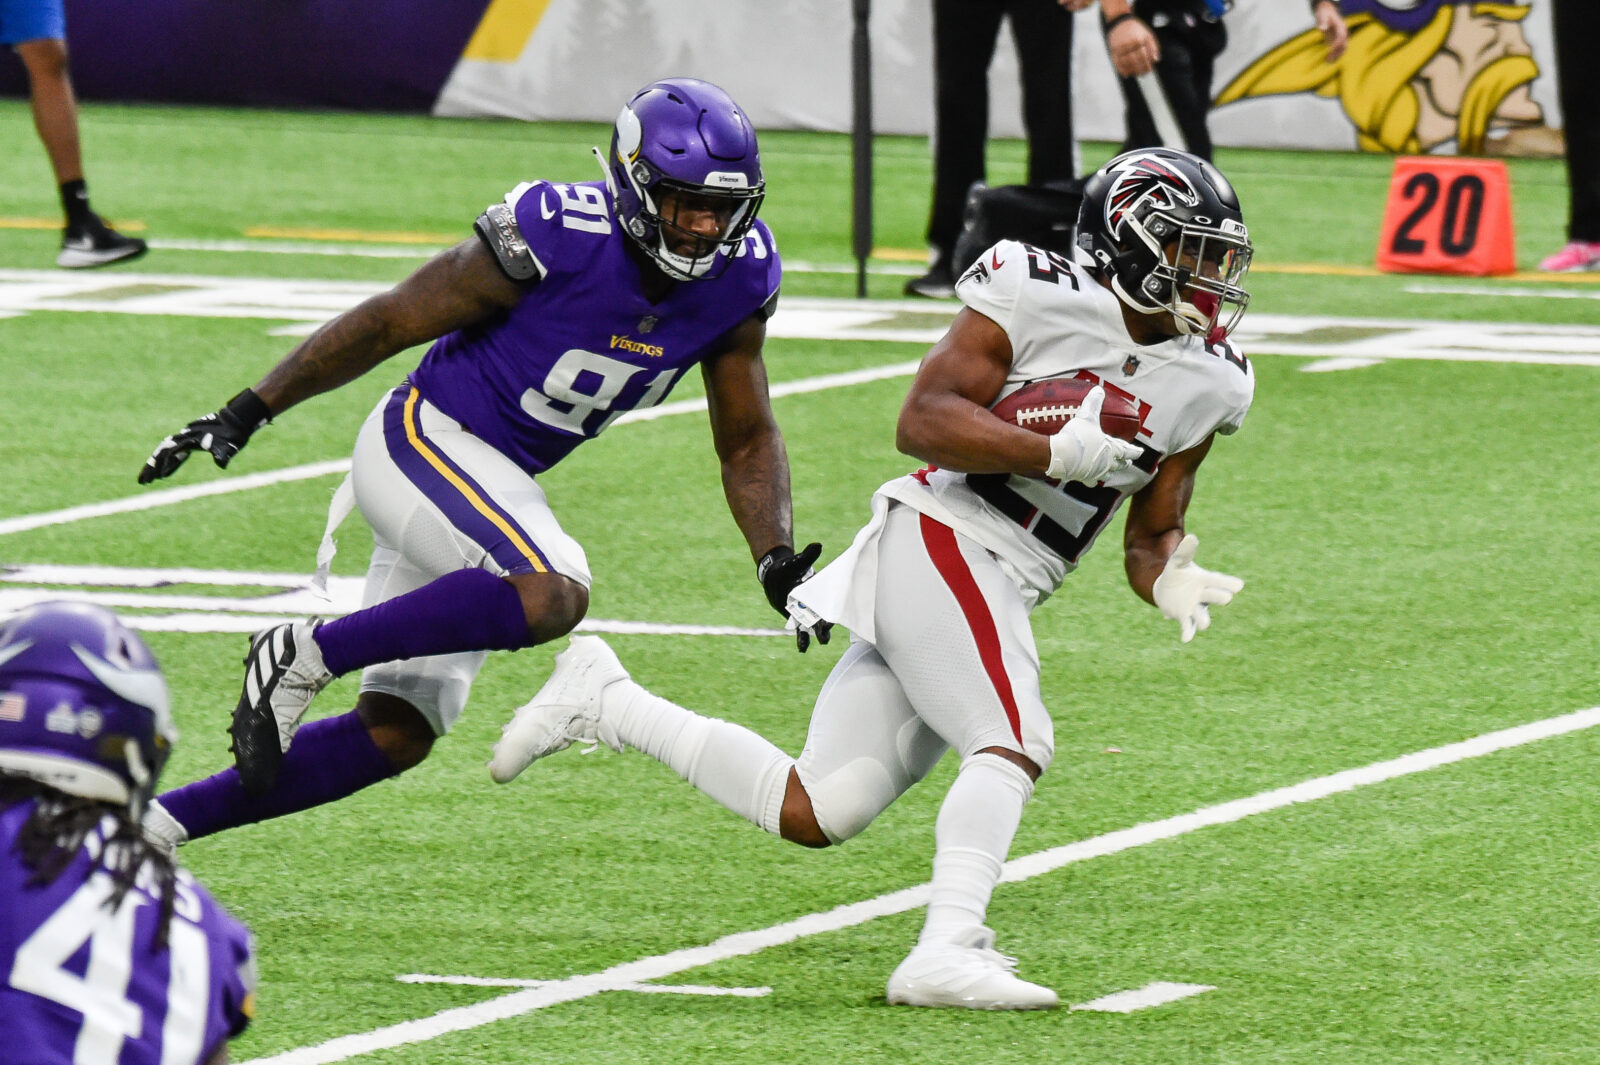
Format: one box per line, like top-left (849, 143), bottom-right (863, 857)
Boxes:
top-left (229, 621), bottom-right (332, 794)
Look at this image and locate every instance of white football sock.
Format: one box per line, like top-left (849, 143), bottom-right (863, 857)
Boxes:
top-left (919, 752), bottom-right (1034, 945)
top-left (607, 683), bottom-right (792, 835)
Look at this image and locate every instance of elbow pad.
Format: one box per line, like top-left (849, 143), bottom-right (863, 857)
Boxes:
top-left (473, 203), bottom-right (541, 282)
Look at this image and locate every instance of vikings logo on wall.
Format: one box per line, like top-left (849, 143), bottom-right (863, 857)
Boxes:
top-left (1216, 0), bottom-right (1550, 156)
top-left (1104, 154), bottom-right (1201, 238)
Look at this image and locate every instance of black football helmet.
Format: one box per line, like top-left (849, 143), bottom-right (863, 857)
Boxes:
top-left (1077, 148), bottom-right (1252, 338)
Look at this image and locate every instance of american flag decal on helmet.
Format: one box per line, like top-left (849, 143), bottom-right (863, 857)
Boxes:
top-left (1104, 153), bottom-right (1201, 237)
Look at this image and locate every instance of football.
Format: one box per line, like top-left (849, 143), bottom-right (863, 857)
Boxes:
top-left (989, 378), bottom-right (1142, 440)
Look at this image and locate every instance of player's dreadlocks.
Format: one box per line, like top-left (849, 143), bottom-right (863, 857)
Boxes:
top-left (1, 774), bottom-right (179, 949)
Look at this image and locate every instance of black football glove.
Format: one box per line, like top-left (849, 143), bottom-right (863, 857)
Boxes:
top-left (138, 389), bottom-right (271, 484)
top-left (758, 542), bottom-right (833, 653)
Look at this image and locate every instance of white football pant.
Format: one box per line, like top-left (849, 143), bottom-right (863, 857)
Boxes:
top-left (348, 385), bottom-right (591, 734)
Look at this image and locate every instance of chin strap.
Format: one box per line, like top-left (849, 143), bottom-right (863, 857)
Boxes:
top-left (592, 146), bottom-right (618, 199)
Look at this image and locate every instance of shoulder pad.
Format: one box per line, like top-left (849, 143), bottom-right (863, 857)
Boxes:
top-left (473, 202), bottom-right (541, 282)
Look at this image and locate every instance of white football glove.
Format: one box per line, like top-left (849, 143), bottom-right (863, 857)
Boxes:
top-left (1152, 534), bottom-right (1244, 643)
top-left (1046, 385), bottom-right (1143, 484)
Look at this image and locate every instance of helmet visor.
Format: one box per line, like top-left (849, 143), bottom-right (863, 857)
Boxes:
top-left (649, 180), bottom-right (764, 263)
top-left (1162, 223), bottom-right (1252, 337)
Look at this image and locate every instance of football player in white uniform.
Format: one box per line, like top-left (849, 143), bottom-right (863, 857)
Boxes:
top-left (488, 147), bottom-right (1255, 1010)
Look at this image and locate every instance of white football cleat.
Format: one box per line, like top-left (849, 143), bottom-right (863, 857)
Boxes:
top-left (886, 926), bottom-right (1059, 1010)
top-left (488, 635), bottom-right (629, 783)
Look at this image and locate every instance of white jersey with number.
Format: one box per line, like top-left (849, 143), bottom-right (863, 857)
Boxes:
top-left (875, 239), bottom-right (1254, 604)
top-left (778, 240), bottom-right (1254, 801)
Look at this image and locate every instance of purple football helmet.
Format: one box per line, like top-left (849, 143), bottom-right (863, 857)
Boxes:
top-left (604, 77), bottom-right (764, 281)
top-left (1078, 147), bottom-right (1252, 338)
top-left (0, 602), bottom-right (174, 818)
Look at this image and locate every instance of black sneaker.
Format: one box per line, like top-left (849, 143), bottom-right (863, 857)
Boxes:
top-left (58, 212), bottom-right (148, 269)
top-left (904, 262), bottom-right (956, 299)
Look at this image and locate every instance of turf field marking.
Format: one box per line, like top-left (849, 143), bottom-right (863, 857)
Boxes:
top-left (1402, 282), bottom-right (1600, 301)
top-left (1071, 982), bottom-right (1216, 1013)
top-left (238, 705), bottom-right (1600, 1065)
top-left (150, 239), bottom-right (439, 260)
top-left (0, 563), bottom-right (788, 637)
top-left (1298, 357), bottom-right (1385, 373)
top-left (0, 363), bottom-right (920, 539)
top-left (7, 268), bottom-right (1600, 364)
top-left (397, 974), bottom-right (770, 998)
top-left (0, 460), bottom-right (351, 538)
top-left (242, 226), bottom-right (457, 244)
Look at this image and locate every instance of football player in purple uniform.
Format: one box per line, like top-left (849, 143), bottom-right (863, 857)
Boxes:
top-left (0, 602), bottom-right (256, 1064)
top-left (134, 78), bottom-right (828, 849)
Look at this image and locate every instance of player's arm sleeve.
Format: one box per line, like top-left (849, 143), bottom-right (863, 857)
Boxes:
top-left (954, 239), bottom-right (1026, 336)
top-left (473, 182), bottom-right (545, 283)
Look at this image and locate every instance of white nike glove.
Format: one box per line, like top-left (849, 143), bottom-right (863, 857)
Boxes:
top-left (1151, 534), bottom-right (1244, 643)
top-left (1046, 385), bottom-right (1143, 484)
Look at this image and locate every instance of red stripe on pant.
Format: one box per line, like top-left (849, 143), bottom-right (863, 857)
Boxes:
top-left (917, 513), bottom-right (1024, 746)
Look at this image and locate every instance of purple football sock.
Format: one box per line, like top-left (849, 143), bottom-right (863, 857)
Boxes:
top-left (156, 711), bottom-right (400, 841)
top-left (315, 568), bottom-right (529, 677)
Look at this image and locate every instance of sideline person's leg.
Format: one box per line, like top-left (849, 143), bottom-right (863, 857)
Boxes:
top-left (12, 33), bottom-right (148, 267)
top-left (1009, 0), bottom-right (1078, 185)
top-left (908, 0), bottom-right (1008, 297)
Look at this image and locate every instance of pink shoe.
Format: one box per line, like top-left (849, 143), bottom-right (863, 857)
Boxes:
top-left (1537, 240), bottom-right (1600, 272)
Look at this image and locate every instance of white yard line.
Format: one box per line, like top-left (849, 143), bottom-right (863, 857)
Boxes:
top-left (397, 974), bottom-right (772, 998)
top-left (140, 240), bottom-right (915, 275)
top-left (1072, 982), bottom-right (1217, 1013)
top-left (0, 563), bottom-right (787, 637)
top-left (9, 267), bottom-right (1600, 361)
top-left (240, 705), bottom-right (1600, 1065)
top-left (1403, 283), bottom-right (1600, 301)
top-left (0, 363), bottom-right (921, 541)
top-left (147, 239), bottom-right (444, 260)
top-left (0, 461), bottom-right (351, 538)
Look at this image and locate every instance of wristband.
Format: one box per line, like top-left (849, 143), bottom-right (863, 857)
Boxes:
top-left (1103, 11), bottom-right (1136, 33)
top-left (224, 388), bottom-right (272, 430)
top-left (756, 545), bottom-right (793, 583)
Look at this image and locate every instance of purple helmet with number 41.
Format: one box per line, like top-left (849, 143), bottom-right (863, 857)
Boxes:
top-left (604, 77), bottom-right (765, 281)
top-left (0, 602), bottom-right (174, 818)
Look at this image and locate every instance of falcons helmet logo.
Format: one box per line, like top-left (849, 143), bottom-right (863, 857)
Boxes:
top-left (1103, 153), bottom-right (1202, 240)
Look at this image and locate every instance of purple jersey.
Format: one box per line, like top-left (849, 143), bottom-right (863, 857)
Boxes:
top-left (0, 802), bottom-right (255, 1065)
top-left (411, 179), bottom-right (783, 474)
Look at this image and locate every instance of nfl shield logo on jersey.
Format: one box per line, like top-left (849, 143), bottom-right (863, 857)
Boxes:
top-left (638, 315), bottom-right (659, 334)
top-left (1122, 353), bottom-right (1141, 377)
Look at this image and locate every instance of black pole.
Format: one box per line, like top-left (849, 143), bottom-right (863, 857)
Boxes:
top-left (851, 0), bottom-right (872, 298)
